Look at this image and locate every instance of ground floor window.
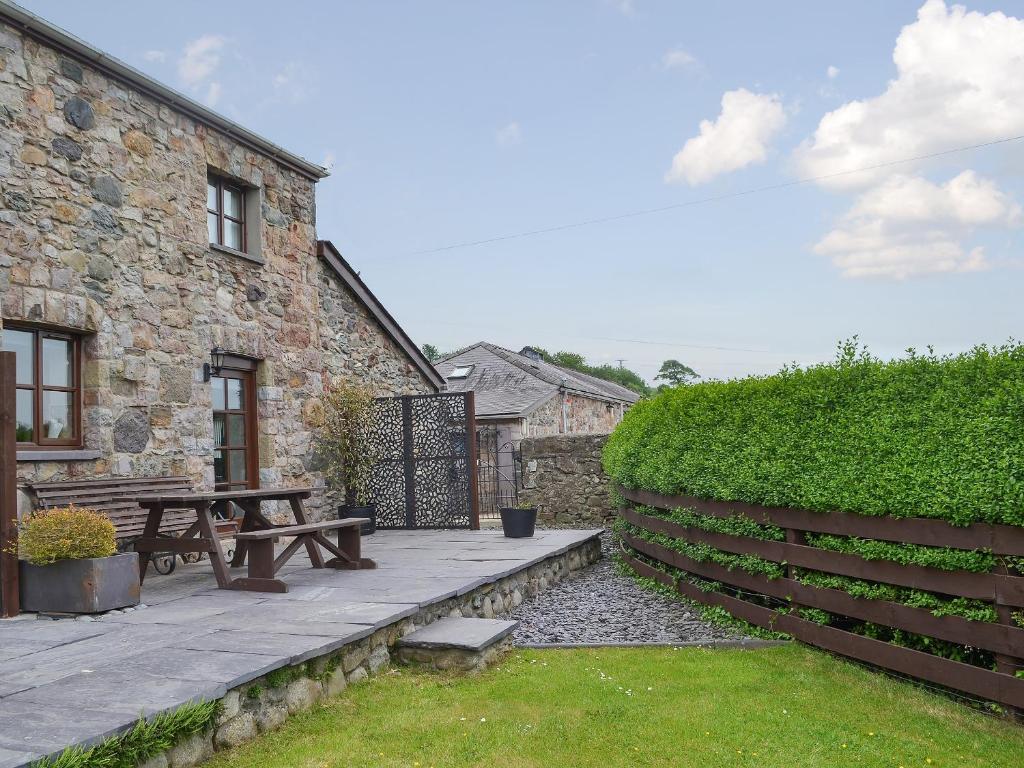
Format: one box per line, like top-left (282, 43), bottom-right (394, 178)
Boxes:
top-left (211, 361), bottom-right (258, 491)
top-left (2, 324), bottom-right (81, 447)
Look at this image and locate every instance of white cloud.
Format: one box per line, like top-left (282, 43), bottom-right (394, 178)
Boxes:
top-left (665, 89), bottom-right (786, 186)
top-left (143, 50), bottom-right (166, 63)
top-left (795, 0), bottom-right (1024, 188)
top-left (496, 122), bottom-right (522, 147)
top-left (271, 61), bottom-right (315, 103)
top-left (662, 48), bottom-right (696, 70)
top-left (826, 65), bottom-right (839, 79)
top-left (178, 34), bottom-right (226, 87)
top-left (814, 171), bottom-right (1021, 279)
top-left (204, 82), bottom-right (221, 108)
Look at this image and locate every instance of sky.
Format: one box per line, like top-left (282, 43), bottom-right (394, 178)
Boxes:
top-left (19, 0), bottom-right (1024, 383)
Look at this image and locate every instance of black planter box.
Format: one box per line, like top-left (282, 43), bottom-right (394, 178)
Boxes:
top-left (20, 553), bottom-right (141, 614)
top-left (499, 507), bottom-right (538, 538)
top-left (339, 504), bottom-right (376, 535)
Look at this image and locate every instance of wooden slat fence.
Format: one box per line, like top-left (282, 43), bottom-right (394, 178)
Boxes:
top-left (617, 485), bottom-right (1024, 712)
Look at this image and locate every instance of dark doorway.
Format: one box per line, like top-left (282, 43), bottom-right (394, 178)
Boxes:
top-left (211, 360), bottom-right (258, 492)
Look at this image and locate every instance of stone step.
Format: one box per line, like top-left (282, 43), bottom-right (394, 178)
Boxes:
top-left (396, 618), bottom-right (518, 672)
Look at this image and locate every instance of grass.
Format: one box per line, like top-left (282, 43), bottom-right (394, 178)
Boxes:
top-left (206, 646), bottom-right (1024, 768)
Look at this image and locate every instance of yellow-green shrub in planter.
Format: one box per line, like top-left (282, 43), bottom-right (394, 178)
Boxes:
top-left (17, 507), bottom-right (140, 614)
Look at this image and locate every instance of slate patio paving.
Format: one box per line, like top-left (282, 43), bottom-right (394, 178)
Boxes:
top-left (0, 528), bottom-right (600, 768)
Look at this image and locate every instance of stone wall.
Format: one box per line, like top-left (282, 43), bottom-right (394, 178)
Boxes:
top-left (0, 19), bottom-right (436, 517)
top-left (519, 434), bottom-right (615, 526)
top-left (524, 393), bottom-right (627, 437)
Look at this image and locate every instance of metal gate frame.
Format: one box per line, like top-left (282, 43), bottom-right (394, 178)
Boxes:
top-left (1, 351), bottom-right (20, 617)
top-left (366, 391), bottom-right (479, 530)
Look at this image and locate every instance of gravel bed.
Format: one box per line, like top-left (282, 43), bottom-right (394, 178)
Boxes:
top-left (506, 534), bottom-right (745, 645)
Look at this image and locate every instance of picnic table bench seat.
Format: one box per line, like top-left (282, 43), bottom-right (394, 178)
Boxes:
top-left (26, 476), bottom-right (234, 547)
top-left (231, 517), bottom-right (376, 593)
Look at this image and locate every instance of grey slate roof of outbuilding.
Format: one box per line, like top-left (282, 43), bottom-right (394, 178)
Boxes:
top-left (435, 342), bottom-right (640, 419)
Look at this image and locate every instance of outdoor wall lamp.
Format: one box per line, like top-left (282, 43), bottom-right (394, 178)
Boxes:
top-left (203, 346), bottom-right (225, 382)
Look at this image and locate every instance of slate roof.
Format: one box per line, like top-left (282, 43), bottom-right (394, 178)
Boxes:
top-left (436, 342), bottom-right (640, 419)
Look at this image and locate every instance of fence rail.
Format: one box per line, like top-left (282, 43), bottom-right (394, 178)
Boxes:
top-left (617, 485), bottom-right (1024, 711)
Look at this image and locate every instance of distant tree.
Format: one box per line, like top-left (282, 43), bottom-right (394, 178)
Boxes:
top-left (530, 345), bottom-right (651, 396)
top-left (655, 359), bottom-right (699, 387)
top-left (421, 343), bottom-right (440, 362)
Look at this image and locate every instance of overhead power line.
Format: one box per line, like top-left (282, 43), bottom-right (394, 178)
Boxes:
top-left (408, 133), bottom-right (1024, 256)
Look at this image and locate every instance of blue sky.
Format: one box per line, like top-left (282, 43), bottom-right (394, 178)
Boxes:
top-left (21, 0), bottom-right (1024, 383)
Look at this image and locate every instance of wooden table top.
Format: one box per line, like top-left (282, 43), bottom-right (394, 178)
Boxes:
top-left (136, 487), bottom-right (317, 504)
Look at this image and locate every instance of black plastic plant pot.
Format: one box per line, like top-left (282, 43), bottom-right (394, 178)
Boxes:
top-left (20, 553), bottom-right (141, 614)
top-left (499, 507), bottom-right (538, 538)
top-left (339, 504), bottom-right (377, 535)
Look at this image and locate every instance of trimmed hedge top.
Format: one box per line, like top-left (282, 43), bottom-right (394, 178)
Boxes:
top-left (603, 341), bottom-right (1024, 527)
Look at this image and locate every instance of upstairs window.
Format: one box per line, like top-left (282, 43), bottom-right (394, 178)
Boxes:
top-left (3, 325), bottom-right (81, 447)
top-left (448, 365), bottom-right (473, 379)
top-left (207, 174), bottom-right (247, 253)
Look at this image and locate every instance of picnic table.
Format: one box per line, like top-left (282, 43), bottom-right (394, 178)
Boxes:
top-left (134, 487), bottom-right (376, 592)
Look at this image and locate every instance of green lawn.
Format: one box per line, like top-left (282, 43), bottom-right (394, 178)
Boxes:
top-left (207, 645), bottom-right (1024, 768)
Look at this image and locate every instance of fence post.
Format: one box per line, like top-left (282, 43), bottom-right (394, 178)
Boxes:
top-left (994, 562), bottom-right (1023, 721)
top-left (0, 351), bottom-right (19, 618)
top-left (400, 395), bottom-right (416, 529)
top-left (466, 391), bottom-right (480, 530)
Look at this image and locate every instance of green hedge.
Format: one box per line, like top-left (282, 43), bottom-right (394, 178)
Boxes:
top-left (603, 341), bottom-right (1024, 527)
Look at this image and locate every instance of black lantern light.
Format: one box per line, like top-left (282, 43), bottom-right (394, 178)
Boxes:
top-left (203, 346), bottom-right (225, 381)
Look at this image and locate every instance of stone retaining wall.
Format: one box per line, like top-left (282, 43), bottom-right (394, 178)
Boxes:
top-left (137, 536), bottom-right (602, 768)
top-left (519, 435), bottom-right (615, 527)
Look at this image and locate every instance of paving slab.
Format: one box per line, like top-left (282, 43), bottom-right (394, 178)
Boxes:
top-left (170, 629), bottom-right (360, 665)
top-left (4, 667), bottom-right (227, 718)
top-left (398, 618), bottom-right (518, 651)
top-left (0, 746), bottom-right (40, 768)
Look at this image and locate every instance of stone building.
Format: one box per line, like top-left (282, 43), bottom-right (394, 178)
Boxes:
top-left (437, 342), bottom-right (638, 444)
top-left (0, 4), bottom-right (442, 517)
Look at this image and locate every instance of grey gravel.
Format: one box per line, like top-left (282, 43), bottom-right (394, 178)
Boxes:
top-left (507, 534), bottom-right (744, 645)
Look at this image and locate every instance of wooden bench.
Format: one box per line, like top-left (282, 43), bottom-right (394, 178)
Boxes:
top-left (231, 518), bottom-right (376, 593)
top-left (26, 476), bottom-right (235, 548)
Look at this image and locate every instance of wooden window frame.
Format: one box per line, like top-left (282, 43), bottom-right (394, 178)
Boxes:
top-left (6, 324), bottom-right (82, 449)
top-left (211, 356), bottom-right (259, 492)
top-left (207, 173), bottom-right (248, 254)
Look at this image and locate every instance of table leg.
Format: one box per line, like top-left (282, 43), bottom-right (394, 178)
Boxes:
top-left (136, 503), bottom-right (164, 584)
top-left (230, 499), bottom-right (259, 568)
top-left (288, 495), bottom-right (325, 568)
top-left (196, 501), bottom-right (233, 589)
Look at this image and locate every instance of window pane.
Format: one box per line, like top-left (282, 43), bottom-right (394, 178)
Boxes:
top-left (15, 389), bottom-right (33, 442)
top-left (223, 219), bottom-right (242, 251)
top-left (211, 377), bottom-right (226, 410)
top-left (41, 390), bottom-right (73, 440)
top-left (4, 329), bottom-right (34, 386)
top-left (213, 413), bottom-right (226, 447)
top-left (223, 187), bottom-right (242, 219)
top-left (207, 180), bottom-right (218, 211)
top-left (229, 449), bottom-right (247, 482)
top-left (213, 449), bottom-right (226, 483)
top-left (42, 337), bottom-right (72, 387)
top-left (228, 414), bottom-right (245, 446)
top-left (227, 378), bottom-right (244, 410)
top-left (207, 212), bottom-right (219, 244)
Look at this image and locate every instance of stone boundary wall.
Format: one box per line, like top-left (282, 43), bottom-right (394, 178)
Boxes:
top-left (132, 536), bottom-right (602, 768)
top-left (519, 435), bottom-right (615, 527)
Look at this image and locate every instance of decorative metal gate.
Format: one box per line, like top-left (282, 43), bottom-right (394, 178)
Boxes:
top-left (476, 425), bottom-right (522, 519)
top-left (364, 392), bottom-right (479, 529)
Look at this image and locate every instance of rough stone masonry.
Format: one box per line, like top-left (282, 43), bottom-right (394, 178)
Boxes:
top-left (0, 15), bottom-right (435, 518)
top-left (520, 434), bottom-right (616, 527)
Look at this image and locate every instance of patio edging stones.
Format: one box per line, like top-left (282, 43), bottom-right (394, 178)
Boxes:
top-left (94, 535), bottom-right (602, 768)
